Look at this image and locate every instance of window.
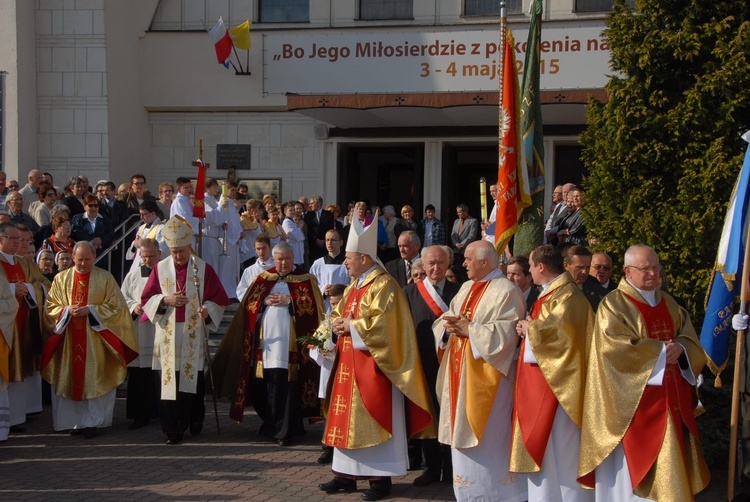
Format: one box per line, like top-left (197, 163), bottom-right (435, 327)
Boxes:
top-left (465, 0), bottom-right (523, 16)
top-left (259, 0), bottom-right (309, 23)
top-left (360, 0), bottom-right (413, 20)
top-left (575, 0), bottom-right (635, 13)
top-left (149, 0), bottom-right (309, 31)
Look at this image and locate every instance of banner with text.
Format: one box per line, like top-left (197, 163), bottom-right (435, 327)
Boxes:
top-left (262, 22), bottom-right (611, 94)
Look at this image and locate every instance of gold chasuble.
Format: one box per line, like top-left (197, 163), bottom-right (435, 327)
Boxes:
top-left (41, 268), bottom-right (137, 400)
top-left (0, 254), bottom-right (49, 382)
top-left (510, 273), bottom-right (594, 473)
top-left (323, 268), bottom-right (435, 449)
top-left (578, 279), bottom-right (709, 500)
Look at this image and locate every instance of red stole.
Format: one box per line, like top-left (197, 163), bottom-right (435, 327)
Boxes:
top-left (448, 280), bottom-right (491, 435)
top-left (230, 271), bottom-right (320, 423)
top-left (416, 280), bottom-right (445, 317)
top-left (513, 290), bottom-right (560, 468)
top-left (324, 282), bottom-right (396, 448)
top-left (1, 260), bottom-right (30, 381)
top-left (620, 294), bottom-right (699, 491)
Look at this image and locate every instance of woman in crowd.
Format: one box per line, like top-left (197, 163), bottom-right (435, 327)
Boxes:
top-left (42, 214), bottom-right (76, 255)
top-left (55, 249), bottom-right (73, 272)
top-left (29, 183), bottom-right (57, 227)
top-left (36, 249), bottom-right (56, 281)
top-left (557, 188), bottom-right (588, 246)
top-left (395, 204), bottom-right (419, 237)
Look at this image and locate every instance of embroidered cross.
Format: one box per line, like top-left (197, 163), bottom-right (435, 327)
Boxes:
top-left (161, 277), bottom-right (176, 292)
top-left (332, 395), bottom-right (348, 415)
top-left (650, 320), bottom-right (672, 340)
top-left (327, 426), bottom-right (344, 446)
top-left (342, 338), bottom-right (352, 351)
top-left (337, 364), bottom-right (351, 383)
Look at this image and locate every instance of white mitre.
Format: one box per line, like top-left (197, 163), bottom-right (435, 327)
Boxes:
top-left (162, 215), bottom-right (194, 248)
top-left (346, 209), bottom-right (385, 269)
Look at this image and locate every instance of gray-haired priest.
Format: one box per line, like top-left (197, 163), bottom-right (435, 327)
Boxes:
top-left (141, 215), bottom-right (230, 445)
top-left (41, 241), bottom-right (137, 439)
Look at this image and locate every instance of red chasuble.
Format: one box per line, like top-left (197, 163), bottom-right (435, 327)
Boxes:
top-left (513, 290), bottom-right (560, 468)
top-left (620, 295), bottom-right (700, 490)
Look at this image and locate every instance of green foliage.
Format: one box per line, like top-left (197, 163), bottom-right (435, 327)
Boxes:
top-left (581, 0), bottom-right (750, 320)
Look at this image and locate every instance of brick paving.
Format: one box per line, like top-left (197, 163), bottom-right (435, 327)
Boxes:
top-left (0, 393), bottom-right (729, 502)
top-left (0, 395), bottom-right (454, 502)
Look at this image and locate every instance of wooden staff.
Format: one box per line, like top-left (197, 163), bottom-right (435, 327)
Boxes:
top-left (728, 227), bottom-right (750, 500)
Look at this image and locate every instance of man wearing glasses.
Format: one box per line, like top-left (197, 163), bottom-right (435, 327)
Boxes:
top-left (588, 252), bottom-right (617, 292)
top-left (578, 244), bottom-right (709, 500)
top-left (5, 192), bottom-right (40, 233)
top-left (125, 174), bottom-right (163, 220)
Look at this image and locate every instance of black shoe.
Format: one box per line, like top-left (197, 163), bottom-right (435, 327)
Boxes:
top-left (166, 434), bottom-right (183, 445)
top-left (413, 471), bottom-right (440, 487)
top-left (128, 419), bottom-right (149, 430)
top-left (69, 428), bottom-right (83, 436)
top-left (277, 438), bottom-right (290, 446)
top-left (318, 477), bottom-right (356, 494)
top-left (189, 422), bottom-right (203, 435)
top-left (83, 427), bottom-right (97, 439)
top-left (9, 425), bottom-right (26, 434)
top-left (361, 488), bottom-right (390, 501)
top-left (317, 448), bottom-right (333, 464)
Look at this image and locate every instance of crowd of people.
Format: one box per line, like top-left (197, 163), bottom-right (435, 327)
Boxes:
top-left (0, 169), bottom-right (713, 501)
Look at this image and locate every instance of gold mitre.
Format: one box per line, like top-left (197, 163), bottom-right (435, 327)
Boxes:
top-left (162, 215), bottom-right (194, 248)
top-left (346, 209), bottom-right (381, 264)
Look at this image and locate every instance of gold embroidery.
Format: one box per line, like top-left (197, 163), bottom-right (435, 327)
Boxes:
top-left (294, 285), bottom-right (314, 316)
top-left (454, 475), bottom-right (475, 489)
top-left (332, 395), bottom-right (348, 415)
top-left (301, 378), bottom-right (318, 409)
top-left (337, 364), bottom-right (351, 383)
top-left (161, 277), bottom-right (176, 292)
top-left (326, 426), bottom-right (344, 447)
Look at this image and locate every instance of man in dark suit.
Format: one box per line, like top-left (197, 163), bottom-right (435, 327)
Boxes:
top-left (304, 195), bottom-right (334, 262)
top-left (450, 204), bottom-right (478, 260)
top-left (385, 230), bottom-right (421, 288)
top-left (506, 255), bottom-right (542, 313)
top-left (564, 245), bottom-right (608, 311)
top-left (403, 245), bottom-right (460, 486)
top-left (589, 252), bottom-right (617, 292)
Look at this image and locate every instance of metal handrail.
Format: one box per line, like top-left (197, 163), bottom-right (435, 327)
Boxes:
top-left (94, 214), bottom-right (141, 282)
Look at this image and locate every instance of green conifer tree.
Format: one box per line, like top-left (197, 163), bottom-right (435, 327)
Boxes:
top-left (581, 0), bottom-right (750, 317)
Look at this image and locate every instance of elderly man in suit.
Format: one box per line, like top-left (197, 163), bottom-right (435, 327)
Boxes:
top-left (385, 230), bottom-right (421, 288)
top-left (450, 204), bottom-right (478, 259)
top-left (403, 245), bottom-right (460, 485)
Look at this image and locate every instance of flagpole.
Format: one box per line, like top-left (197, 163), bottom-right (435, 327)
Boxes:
top-left (495, 1), bottom-right (507, 260)
top-left (728, 228), bottom-right (750, 500)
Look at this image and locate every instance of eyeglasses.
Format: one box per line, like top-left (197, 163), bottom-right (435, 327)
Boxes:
top-left (45, 193), bottom-right (56, 198)
top-left (591, 265), bottom-right (612, 271)
top-left (86, 204), bottom-right (99, 208)
top-left (140, 253), bottom-right (158, 259)
top-left (9, 198), bottom-right (22, 203)
top-left (132, 182), bottom-right (145, 187)
top-left (0, 235), bottom-right (22, 241)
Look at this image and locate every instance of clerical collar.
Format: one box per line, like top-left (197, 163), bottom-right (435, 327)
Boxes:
top-left (324, 252), bottom-right (345, 265)
top-left (1, 251), bottom-right (15, 265)
top-left (357, 264), bottom-right (379, 288)
top-left (475, 267), bottom-right (503, 283)
top-left (626, 279), bottom-right (658, 307)
top-left (540, 273), bottom-right (566, 295)
top-left (141, 265), bottom-right (153, 277)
